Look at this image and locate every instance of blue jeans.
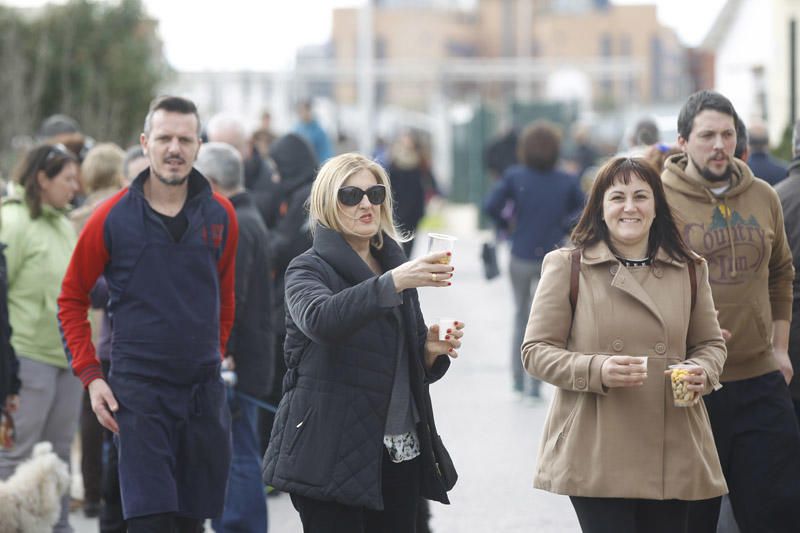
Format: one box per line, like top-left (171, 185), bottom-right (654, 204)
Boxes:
top-left (509, 256), bottom-right (543, 396)
top-left (212, 390), bottom-right (268, 533)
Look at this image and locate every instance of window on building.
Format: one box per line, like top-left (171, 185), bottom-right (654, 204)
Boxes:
top-left (619, 35), bottom-right (631, 57)
top-left (599, 33), bottom-right (612, 57)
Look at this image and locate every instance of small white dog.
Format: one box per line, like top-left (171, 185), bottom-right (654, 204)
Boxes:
top-left (0, 441), bottom-right (70, 533)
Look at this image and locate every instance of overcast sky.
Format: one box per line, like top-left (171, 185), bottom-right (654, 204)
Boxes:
top-left (4, 0), bottom-right (727, 71)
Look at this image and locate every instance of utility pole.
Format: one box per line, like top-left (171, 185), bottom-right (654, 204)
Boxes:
top-left (357, 0), bottom-right (376, 156)
top-left (516, 0), bottom-right (533, 102)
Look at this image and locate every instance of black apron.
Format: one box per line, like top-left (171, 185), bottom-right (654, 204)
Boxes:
top-left (110, 216), bottom-right (231, 520)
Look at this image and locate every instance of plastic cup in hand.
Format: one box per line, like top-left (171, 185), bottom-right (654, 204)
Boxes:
top-left (438, 318), bottom-right (457, 341)
top-left (427, 233), bottom-right (457, 264)
top-left (669, 363), bottom-right (698, 407)
top-left (633, 356), bottom-right (648, 378)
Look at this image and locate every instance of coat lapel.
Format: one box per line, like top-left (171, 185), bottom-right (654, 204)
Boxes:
top-left (609, 267), bottom-right (665, 329)
top-left (583, 242), bottom-right (676, 330)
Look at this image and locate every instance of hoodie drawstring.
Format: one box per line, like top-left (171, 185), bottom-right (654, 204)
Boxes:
top-left (722, 199), bottom-right (738, 278)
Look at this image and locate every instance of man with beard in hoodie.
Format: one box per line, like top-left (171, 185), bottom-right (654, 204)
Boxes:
top-left (661, 90), bottom-right (800, 532)
top-left (259, 133), bottom-right (318, 456)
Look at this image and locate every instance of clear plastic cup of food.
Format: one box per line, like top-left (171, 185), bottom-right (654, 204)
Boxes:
top-left (668, 363), bottom-right (699, 407)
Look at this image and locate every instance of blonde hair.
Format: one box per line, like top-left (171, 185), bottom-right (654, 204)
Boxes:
top-left (81, 143), bottom-right (125, 193)
top-left (308, 153), bottom-right (409, 249)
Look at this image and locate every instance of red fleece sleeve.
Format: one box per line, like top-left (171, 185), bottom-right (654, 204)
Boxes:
top-left (214, 193), bottom-right (238, 359)
top-left (58, 190), bottom-right (121, 387)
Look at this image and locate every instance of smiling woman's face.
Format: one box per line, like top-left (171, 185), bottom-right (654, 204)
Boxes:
top-left (602, 173), bottom-right (655, 258)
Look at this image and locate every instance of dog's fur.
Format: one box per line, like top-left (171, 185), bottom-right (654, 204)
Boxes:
top-left (0, 442), bottom-right (70, 533)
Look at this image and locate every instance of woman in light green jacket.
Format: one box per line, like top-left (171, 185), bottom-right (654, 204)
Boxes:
top-left (0, 144), bottom-right (80, 532)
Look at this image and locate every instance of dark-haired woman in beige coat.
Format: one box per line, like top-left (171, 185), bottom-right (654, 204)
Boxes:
top-left (522, 157), bottom-right (727, 533)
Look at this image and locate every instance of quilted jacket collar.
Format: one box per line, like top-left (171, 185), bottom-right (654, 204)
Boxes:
top-left (312, 224), bottom-right (407, 284)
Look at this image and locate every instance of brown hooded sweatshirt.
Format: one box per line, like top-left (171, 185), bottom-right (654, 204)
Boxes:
top-left (662, 153), bottom-right (794, 382)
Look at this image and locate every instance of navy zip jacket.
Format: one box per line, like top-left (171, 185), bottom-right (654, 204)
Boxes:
top-left (484, 164), bottom-right (584, 261)
top-left (58, 169), bottom-right (238, 386)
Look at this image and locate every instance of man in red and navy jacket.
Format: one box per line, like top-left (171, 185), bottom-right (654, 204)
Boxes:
top-left (58, 96), bottom-right (238, 531)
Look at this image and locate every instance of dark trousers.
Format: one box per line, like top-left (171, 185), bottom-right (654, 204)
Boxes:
top-left (688, 371), bottom-right (800, 533)
top-left (101, 438), bottom-right (125, 533)
top-left (259, 334), bottom-right (286, 457)
top-left (100, 360), bottom-right (125, 533)
top-left (290, 451), bottom-right (420, 533)
top-left (127, 512), bottom-right (203, 533)
top-left (80, 389), bottom-right (104, 504)
top-left (570, 496), bottom-right (689, 533)
top-left (794, 398), bottom-right (800, 428)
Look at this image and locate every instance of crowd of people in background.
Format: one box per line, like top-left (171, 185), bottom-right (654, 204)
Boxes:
top-left (0, 85), bottom-right (799, 533)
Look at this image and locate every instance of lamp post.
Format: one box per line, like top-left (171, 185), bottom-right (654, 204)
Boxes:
top-left (357, 0), bottom-right (376, 156)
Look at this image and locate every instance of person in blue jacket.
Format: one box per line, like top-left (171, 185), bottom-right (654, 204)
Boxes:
top-left (263, 153), bottom-right (464, 532)
top-left (484, 120), bottom-right (584, 400)
top-left (294, 99), bottom-right (333, 163)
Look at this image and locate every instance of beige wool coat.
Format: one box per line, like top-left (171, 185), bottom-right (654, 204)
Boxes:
top-left (522, 242), bottom-right (728, 500)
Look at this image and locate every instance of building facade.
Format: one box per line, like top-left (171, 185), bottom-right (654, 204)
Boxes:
top-left (329, 0), bottom-right (689, 110)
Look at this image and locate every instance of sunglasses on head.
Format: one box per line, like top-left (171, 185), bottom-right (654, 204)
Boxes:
top-left (44, 143), bottom-right (71, 163)
top-left (337, 184), bottom-right (386, 206)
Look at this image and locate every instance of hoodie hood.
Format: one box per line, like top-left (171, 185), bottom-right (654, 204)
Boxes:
top-left (661, 152), bottom-right (754, 201)
top-left (269, 133), bottom-right (319, 191)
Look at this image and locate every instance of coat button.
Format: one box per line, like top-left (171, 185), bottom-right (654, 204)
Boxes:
top-left (576, 377), bottom-right (587, 389)
top-left (612, 339), bottom-right (624, 352)
top-left (610, 265), bottom-right (619, 275)
top-left (652, 267), bottom-right (663, 278)
top-left (655, 342), bottom-right (666, 354)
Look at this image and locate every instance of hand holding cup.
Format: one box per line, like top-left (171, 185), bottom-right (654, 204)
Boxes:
top-left (600, 355), bottom-right (648, 388)
top-left (665, 363), bottom-right (706, 406)
top-left (390, 251), bottom-right (455, 292)
top-left (425, 319), bottom-right (465, 369)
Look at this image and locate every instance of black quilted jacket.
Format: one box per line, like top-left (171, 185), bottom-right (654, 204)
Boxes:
top-left (262, 225), bottom-right (453, 509)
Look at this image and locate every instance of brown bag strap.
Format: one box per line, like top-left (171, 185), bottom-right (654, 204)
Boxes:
top-left (569, 248), bottom-right (581, 313)
top-left (688, 260), bottom-right (697, 312)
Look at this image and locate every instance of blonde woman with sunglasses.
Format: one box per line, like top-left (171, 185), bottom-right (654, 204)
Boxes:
top-left (263, 153), bottom-right (464, 532)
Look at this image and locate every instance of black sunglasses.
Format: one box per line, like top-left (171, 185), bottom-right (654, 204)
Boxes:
top-left (338, 185), bottom-right (386, 206)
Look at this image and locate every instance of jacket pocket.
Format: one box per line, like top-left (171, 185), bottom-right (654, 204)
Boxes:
top-left (558, 393), bottom-right (586, 442)
top-left (286, 405), bottom-right (313, 456)
top-left (717, 302), bottom-right (769, 358)
top-left (277, 388), bottom-right (346, 487)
